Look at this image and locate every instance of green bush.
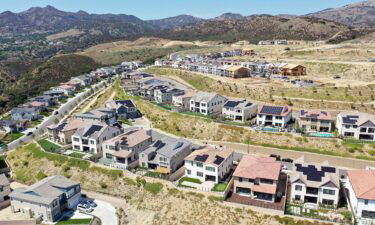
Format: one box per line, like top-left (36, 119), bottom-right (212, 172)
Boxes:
top-left (208, 196), bottom-right (224, 202)
top-left (143, 182), bottom-right (163, 195)
top-left (36, 171), bottom-right (47, 180)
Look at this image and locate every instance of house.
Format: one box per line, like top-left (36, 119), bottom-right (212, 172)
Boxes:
top-left (154, 88), bottom-right (185, 104)
top-left (10, 176), bottom-right (81, 223)
top-left (51, 84), bottom-right (75, 96)
top-left (139, 137), bottom-right (192, 174)
top-left (11, 107), bottom-right (41, 121)
top-left (256, 105), bottom-right (292, 128)
top-left (222, 100), bottom-right (257, 123)
top-left (105, 100), bottom-right (141, 119)
top-left (275, 40), bottom-right (288, 45)
top-left (184, 146), bottom-right (234, 184)
top-left (280, 64), bottom-right (306, 76)
top-left (225, 66), bottom-right (250, 78)
top-left (232, 155), bottom-right (281, 202)
top-left (190, 92), bottom-right (228, 116)
top-left (47, 119), bottom-right (88, 145)
top-left (217, 65), bottom-right (232, 76)
top-left (346, 169), bottom-right (375, 224)
top-left (172, 90), bottom-right (197, 110)
top-left (71, 123), bottom-right (122, 156)
top-left (0, 120), bottom-right (19, 133)
top-left (73, 108), bottom-right (117, 125)
top-left (43, 90), bottom-right (65, 100)
top-left (102, 128), bottom-right (152, 169)
top-left (290, 157), bottom-right (340, 208)
top-left (30, 95), bottom-right (56, 107)
top-left (243, 49), bottom-right (256, 56)
top-left (70, 75), bottom-right (92, 86)
top-left (22, 101), bottom-right (48, 112)
top-left (337, 112), bottom-right (375, 141)
top-left (297, 110), bottom-right (334, 133)
top-left (0, 174), bottom-right (10, 208)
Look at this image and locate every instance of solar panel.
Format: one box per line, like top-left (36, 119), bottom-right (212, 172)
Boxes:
top-left (321, 166), bottom-right (336, 173)
top-left (295, 164), bottom-right (335, 182)
top-left (153, 140), bottom-right (166, 149)
top-left (260, 106), bottom-right (284, 115)
top-left (83, 125), bottom-right (103, 137)
top-left (224, 101), bottom-right (240, 108)
top-left (343, 115), bottom-right (359, 124)
top-left (195, 154), bottom-right (209, 162)
top-left (213, 156), bottom-right (224, 165)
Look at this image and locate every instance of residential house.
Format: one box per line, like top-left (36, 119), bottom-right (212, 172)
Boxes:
top-left (275, 40), bottom-right (288, 45)
top-left (105, 100), bottom-right (140, 119)
top-left (154, 88), bottom-right (185, 104)
top-left (172, 90), bottom-right (197, 110)
top-left (243, 49), bottom-right (256, 56)
top-left (256, 105), bottom-right (292, 128)
top-left (71, 123), bottom-right (122, 156)
top-left (0, 174), bottom-right (10, 208)
top-left (0, 120), bottom-right (19, 134)
top-left (190, 92), bottom-right (228, 116)
top-left (30, 95), bottom-right (56, 107)
top-left (51, 84), bottom-right (75, 96)
top-left (102, 128), bottom-right (152, 169)
top-left (232, 155), bottom-right (281, 202)
top-left (43, 90), bottom-right (65, 100)
top-left (346, 169), bottom-right (375, 224)
top-left (217, 65), bottom-right (232, 76)
top-left (22, 101), bottom-right (48, 112)
top-left (47, 119), bottom-right (88, 145)
top-left (70, 75), bottom-right (92, 86)
top-left (290, 157), bottom-right (340, 207)
top-left (337, 112), bottom-right (375, 141)
top-left (225, 66), bottom-right (250, 78)
top-left (10, 176), bottom-right (81, 222)
top-left (297, 110), bottom-right (334, 133)
top-left (222, 100), bottom-right (258, 123)
top-left (280, 64), bottom-right (306, 76)
top-left (184, 146), bottom-right (234, 184)
top-left (73, 108), bottom-right (117, 125)
top-left (139, 137), bottom-right (192, 174)
top-left (11, 107), bottom-right (41, 121)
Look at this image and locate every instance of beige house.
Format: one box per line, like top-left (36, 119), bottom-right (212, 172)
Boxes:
top-left (172, 90), bottom-right (197, 110)
top-left (47, 120), bottom-right (89, 145)
top-left (10, 176), bottom-right (81, 222)
top-left (232, 155), bottom-right (281, 202)
top-left (222, 100), bottom-right (258, 123)
top-left (102, 128), bottom-right (152, 169)
top-left (297, 110), bottom-right (334, 133)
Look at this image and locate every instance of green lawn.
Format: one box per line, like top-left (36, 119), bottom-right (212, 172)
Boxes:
top-left (143, 182), bottom-right (163, 195)
top-left (178, 177), bottom-right (202, 186)
top-left (211, 183), bottom-right (228, 192)
top-left (1, 132), bottom-right (25, 144)
top-left (56, 218), bottom-right (92, 225)
top-left (29, 120), bottom-right (42, 128)
top-left (37, 139), bottom-right (61, 153)
top-left (70, 152), bottom-right (85, 159)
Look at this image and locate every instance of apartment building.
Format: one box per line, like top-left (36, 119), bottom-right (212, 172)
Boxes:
top-left (337, 112), bottom-right (375, 141)
top-left (71, 123), bottom-right (122, 156)
top-left (184, 146), bottom-right (234, 184)
top-left (256, 105), bottom-right (292, 128)
top-left (10, 176), bottom-right (81, 222)
top-left (102, 128), bottom-right (152, 169)
top-left (290, 157), bottom-right (340, 208)
top-left (222, 100), bottom-right (257, 123)
top-left (297, 110), bottom-right (334, 133)
top-left (232, 155), bottom-right (281, 202)
top-left (190, 92), bottom-right (228, 116)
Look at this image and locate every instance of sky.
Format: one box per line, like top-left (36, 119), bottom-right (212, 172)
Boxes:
top-left (0, 0), bottom-right (361, 20)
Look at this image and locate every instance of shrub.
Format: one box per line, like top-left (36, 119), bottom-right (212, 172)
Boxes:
top-left (36, 171), bottom-right (47, 180)
top-left (100, 182), bottom-right (108, 189)
top-left (143, 182), bottom-right (163, 195)
top-left (208, 196), bottom-right (224, 202)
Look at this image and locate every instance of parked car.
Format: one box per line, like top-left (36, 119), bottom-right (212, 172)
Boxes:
top-left (83, 199), bottom-right (97, 208)
top-left (26, 132), bottom-right (33, 136)
top-left (281, 158), bottom-right (293, 163)
top-left (77, 204), bottom-right (93, 213)
top-left (270, 154), bottom-right (281, 161)
top-left (54, 111), bottom-right (59, 115)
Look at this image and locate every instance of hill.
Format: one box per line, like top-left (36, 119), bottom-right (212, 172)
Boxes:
top-left (213, 13), bottom-right (244, 21)
top-left (147, 15), bottom-right (203, 29)
top-left (307, 0), bottom-right (375, 28)
top-left (157, 15), bottom-right (359, 43)
top-left (0, 54), bottom-right (100, 113)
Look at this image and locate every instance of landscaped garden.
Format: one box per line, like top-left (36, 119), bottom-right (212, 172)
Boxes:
top-left (37, 139), bottom-right (61, 153)
top-left (178, 177), bottom-right (202, 188)
top-left (56, 218), bottom-right (92, 225)
top-left (211, 182), bottom-right (228, 192)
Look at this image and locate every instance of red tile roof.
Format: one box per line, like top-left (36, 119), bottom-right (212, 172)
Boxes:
top-left (347, 170), bottom-right (375, 200)
top-left (233, 155), bottom-right (281, 180)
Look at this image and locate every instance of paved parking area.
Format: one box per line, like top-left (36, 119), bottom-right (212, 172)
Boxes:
top-left (89, 200), bottom-right (117, 225)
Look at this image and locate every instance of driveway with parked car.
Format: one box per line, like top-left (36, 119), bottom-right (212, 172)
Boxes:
top-left (77, 198), bottom-right (117, 225)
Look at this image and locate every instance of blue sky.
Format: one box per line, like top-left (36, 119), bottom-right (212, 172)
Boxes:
top-left (0, 0), bottom-right (360, 20)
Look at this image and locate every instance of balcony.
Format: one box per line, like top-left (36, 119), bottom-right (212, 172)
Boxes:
top-left (306, 187), bottom-right (318, 195)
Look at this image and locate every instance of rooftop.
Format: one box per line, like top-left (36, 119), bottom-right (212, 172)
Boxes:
top-left (185, 146), bottom-right (233, 167)
top-left (233, 155), bottom-right (281, 181)
top-left (299, 110), bottom-right (332, 121)
top-left (103, 128), bottom-right (150, 148)
top-left (339, 112), bottom-right (375, 127)
top-left (347, 170), bottom-right (375, 200)
top-left (224, 100), bottom-right (254, 109)
top-left (258, 105), bottom-right (291, 116)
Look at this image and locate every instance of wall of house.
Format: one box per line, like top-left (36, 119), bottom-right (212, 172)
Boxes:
top-left (11, 198), bottom-right (60, 222)
top-left (257, 112), bottom-right (292, 127)
top-left (0, 184), bottom-right (10, 201)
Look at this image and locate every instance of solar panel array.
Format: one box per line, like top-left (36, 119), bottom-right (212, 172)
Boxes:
top-left (195, 154), bottom-right (209, 162)
top-left (213, 156), bottom-right (224, 165)
top-left (260, 106), bottom-right (284, 115)
top-left (295, 163), bottom-right (336, 182)
top-left (342, 115), bottom-right (359, 124)
top-left (83, 125), bottom-right (103, 137)
top-left (224, 101), bottom-right (240, 108)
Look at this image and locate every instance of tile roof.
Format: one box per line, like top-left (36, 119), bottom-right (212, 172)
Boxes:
top-left (103, 128), bottom-right (150, 148)
top-left (347, 170), bottom-right (375, 200)
top-left (299, 110), bottom-right (332, 120)
top-left (233, 155), bottom-right (281, 180)
top-left (185, 146), bottom-right (233, 166)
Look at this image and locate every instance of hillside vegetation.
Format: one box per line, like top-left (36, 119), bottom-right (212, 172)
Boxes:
top-left (0, 54), bottom-right (100, 113)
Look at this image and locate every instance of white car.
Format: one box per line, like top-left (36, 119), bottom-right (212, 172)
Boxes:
top-left (77, 204), bottom-right (93, 213)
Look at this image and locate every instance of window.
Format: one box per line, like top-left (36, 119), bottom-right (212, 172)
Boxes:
top-left (196, 162), bottom-right (203, 168)
top-left (106, 153), bottom-right (113, 159)
top-left (187, 169), bottom-right (191, 175)
top-left (295, 185), bottom-right (302, 191)
top-left (345, 125), bottom-right (351, 129)
top-left (322, 199), bottom-right (334, 205)
top-left (206, 166), bottom-right (215, 172)
top-left (0, 186), bottom-right (3, 192)
top-left (90, 140), bottom-right (95, 145)
top-left (360, 127), bottom-right (368, 133)
top-left (365, 199), bottom-right (369, 205)
top-left (369, 128), bottom-right (375, 133)
top-left (160, 157), bottom-right (167, 162)
top-left (323, 189), bottom-right (335, 195)
top-left (73, 145), bottom-right (80, 150)
top-left (260, 179), bottom-right (273, 184)
top-left (239, 178), bottom-right (242, 182)
top-left (197, 172), bottom-right (203, 177)
top-left (73, 137), bottom-right (80, 142)
top-left (294, 195), bottom-right (301, 201)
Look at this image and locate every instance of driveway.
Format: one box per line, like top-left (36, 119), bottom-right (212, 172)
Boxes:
top-left (89, 200), bottom-right (117, 225)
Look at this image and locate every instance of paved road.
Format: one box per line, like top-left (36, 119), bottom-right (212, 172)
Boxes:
top-left (7, 80), bottom-right (110, 151)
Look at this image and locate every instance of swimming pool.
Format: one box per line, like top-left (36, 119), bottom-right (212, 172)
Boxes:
top-left (307, 132), bottom-right (334, 138)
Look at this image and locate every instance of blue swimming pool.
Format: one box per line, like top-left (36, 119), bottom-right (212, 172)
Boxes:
top-left (307, 132), bottom-right (334, 138)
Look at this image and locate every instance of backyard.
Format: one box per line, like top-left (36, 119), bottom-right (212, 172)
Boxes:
top-left (0, 132), bottom-right (24, 144)
top-left (37, 138), bottom-right (61, 153)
